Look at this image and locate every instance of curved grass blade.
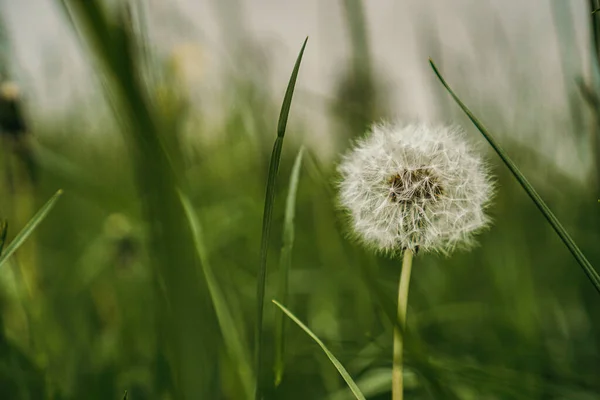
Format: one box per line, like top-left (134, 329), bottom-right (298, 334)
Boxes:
top-left (272, 300), bottom-right (366, 400)
top-left (0, 220), bottom-right (8, 257)
top-left (123, 390), bottom-right (128, 400)
top-left (0, 189), bottom-right (63, 269)
top-left (430, 59), bottom-right (600, 294)
top-left (255, 37), bottom-right (308, 400)
top-left (273, 146), bottom-right (305, 386)
top-left (180, 192), bottom-right (254, 399)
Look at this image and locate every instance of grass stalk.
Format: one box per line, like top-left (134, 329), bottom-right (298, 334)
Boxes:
top-left (180, 192), bottom-right (254, 399)
top-left (255, 37), bottom-right (308, 400)
top-left (272, 300), bottom-right (366, 400)
top-left (59, 2), bottom-right (219, 397)
top-left (341, 0), bottom-right (371, 78)
top-left (0, 189), bottom-right (62, 269)
top-left (274, 146), bottom-right (305, 386)
top-left (430, 59), bottom-right (600, 295)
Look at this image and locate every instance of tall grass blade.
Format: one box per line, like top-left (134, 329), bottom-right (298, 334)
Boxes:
top-left (549, 0), bottom-right (584, 136)
top-left (342, 0), bottom-right (371, 77)
top-left (337, 0), bottom-right (378, 137)
top-left (273, 146), bottom-right (305, 386)
top-left (122, 390), bottom-right (128, 400)
top-left (272, 300), bottom-right (366, 400)
top-left (180, 192), bottom-right (254, 399)
top-left (0, 189), bottom-right (63, 269)
top-left (254, 37), bottom-right (308, 400)
top-left (430, 59), bottom-right (600, 294)
top-left (60, 2), bottom-right (219, 397)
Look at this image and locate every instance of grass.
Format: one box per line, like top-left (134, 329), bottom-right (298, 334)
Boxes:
top-left (273, 146), bottom-right (305, 386)
top-left (430, 59), bottom-right (600, 295)
top-left (0, 189), bottom-right (62, 268)
top-left (255, 37), bottom-right (308, 400)
top-left (180, 191), bottom-right (254, 399)
top-left (0, 2), bottom-right (599, 399)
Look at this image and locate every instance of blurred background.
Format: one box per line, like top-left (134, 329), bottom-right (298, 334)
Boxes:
top-left (0, 0), bottom-right (599, 399)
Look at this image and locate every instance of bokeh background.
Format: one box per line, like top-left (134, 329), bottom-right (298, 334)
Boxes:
top-left (0, 0), bottom-right (599, 399)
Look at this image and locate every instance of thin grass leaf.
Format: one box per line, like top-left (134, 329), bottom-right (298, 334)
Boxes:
top-left (254, 37), bottom-right (308, 400)
top-left (123, 390), bottom-right (128, 400)
top-left (0, 220), bottom-right (8, 257)
top-left (272, 300), bottom-right (366, 400)
top-left (0, 189), bottom-right (63, 269)
top-left (430, 59), bottom-right (600, 294)
top-left (180, 191), bottom-right (254, 399)
top-left (273, 146), bottom-right (305, 386)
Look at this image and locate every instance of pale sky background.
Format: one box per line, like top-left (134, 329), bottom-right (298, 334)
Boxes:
top-left (0, 0), bottom-right (593, 174)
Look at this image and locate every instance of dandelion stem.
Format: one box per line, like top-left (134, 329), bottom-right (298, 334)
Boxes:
top-left (392, 249), bottom-right (413, 400)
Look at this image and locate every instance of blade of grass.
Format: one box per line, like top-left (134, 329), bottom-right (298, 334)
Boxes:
top-left (60, 2), bottom-right (219, 397)
top-left (430, 59), bottom-right (600, 294)
top-left (123, 390), bottom-right (128, 400)
top-left (180, 191), bottom-right (254, 399)
top-left (0, 189), bottom-right (63, 269)
top-left (549, 0), bottom-right (584, 136)
top-left (0, 220), bottom-right (8, 257)
top-left (254, 37), bottom-right (308, 400)
top-left (342, 0), bottom-right (372, 78)
top-left (337, 0), bottom-right (378, 137)
top-left (273, 146), bottom-right (305, 386)
top-left (272, 300), bottom-right (366, 400)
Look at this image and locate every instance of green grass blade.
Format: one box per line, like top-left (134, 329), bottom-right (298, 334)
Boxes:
top-left (0, 189), bottom-right (63, 269)
top-left (275, 38), bottom-right (308, 139)
top-left (180, 192), bottom-right (254, 399)
top-left (60, 3), bottom-right (220, 397)
top-left (429, 59), bottom-right (600, 294)
top-left (254, 37), bottom-right (308, 400)
top-left (342, 0), bottom-right (372, 77)
top-left (122, 390), bottom-right (128, 400)
top-left (273, 146), bottom-right (305, 386)
top-left (0, 220), bottom-right (8, 257)
top-left (272, 300), bottom-right (367, 400)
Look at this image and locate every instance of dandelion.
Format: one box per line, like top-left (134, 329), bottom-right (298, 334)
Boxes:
top-left (337, 122), bottom-right (493, 400)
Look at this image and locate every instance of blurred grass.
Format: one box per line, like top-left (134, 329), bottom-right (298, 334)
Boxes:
top-left (59, 1), bottom-right (218, 398)
top-left (0, 189), bottom-right (62, 268)
top-left (0, 220), bottom-right (8, 256)
top-left (273, 146), bottom-right (304, 387)
top-left (430, 59), bottom-right (600, 295)
top-left (0, 1), bottom-right (597, 400)
top-left (180, 191), bottom-right (254, 399)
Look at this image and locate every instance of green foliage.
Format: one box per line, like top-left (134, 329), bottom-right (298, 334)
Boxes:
top-left (274, 146), bottom-right (305, 386)
top-left (430, 59), bottom-right (600, 295)
top-left (0, 189), bottom-right (62, 268)
top-left (0, 3), bottom-right (598, 400)
top-left (180, 191), bottom-right (254, 399)
top-left (272, 300), bottom-right (366, 400)
top-left (255, 37), bottom-right (307, 400)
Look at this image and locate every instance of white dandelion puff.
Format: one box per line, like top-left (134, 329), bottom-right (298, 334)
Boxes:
top-left (338, 121), bottom-right (493, 255)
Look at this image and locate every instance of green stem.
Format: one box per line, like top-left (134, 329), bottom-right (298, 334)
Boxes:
top-left (392, 249), bottom-right (414, 400)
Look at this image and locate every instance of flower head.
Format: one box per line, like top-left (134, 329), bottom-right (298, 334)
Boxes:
top-left (338, 122), bottom-right (493, 255)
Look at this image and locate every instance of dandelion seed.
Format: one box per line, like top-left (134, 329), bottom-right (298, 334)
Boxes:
top-left (338, 122), bottom-right (493, 255)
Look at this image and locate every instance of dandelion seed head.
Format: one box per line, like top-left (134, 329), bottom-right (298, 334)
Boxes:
top-left (338, 122), bottom-right (493, 255)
